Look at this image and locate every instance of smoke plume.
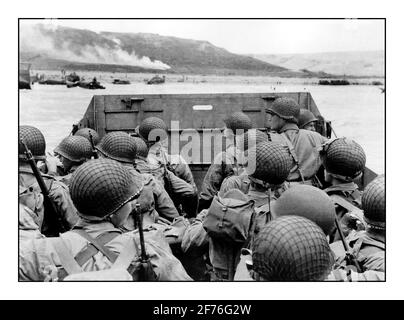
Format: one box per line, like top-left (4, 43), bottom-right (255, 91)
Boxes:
top-left (19, 23), bottom-right (171, 70)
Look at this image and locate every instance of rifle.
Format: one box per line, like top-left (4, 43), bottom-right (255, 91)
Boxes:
top-left (133, 203), bottom-right (157, 281)
top-left (88, 130), bottom-right (99, 159)
top-left (334, 217), bottom-right (363, 277)
top-left (20, 139), bottom-right (68, 236)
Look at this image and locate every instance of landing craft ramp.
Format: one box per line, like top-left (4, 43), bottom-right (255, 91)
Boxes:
top-left (75, 92), bottom-right (377, 190)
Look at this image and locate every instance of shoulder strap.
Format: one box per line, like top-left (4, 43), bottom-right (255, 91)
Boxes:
top-left (268, 132), bottom-right (303, 180)
top-left (73, 229), bottom-right (120, 264)
top-left (51, 238), bottom-right (83, 275)
top-left (330, 194), bottom-right (363, 214)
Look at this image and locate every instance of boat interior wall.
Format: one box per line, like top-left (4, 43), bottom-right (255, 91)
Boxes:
top-left (76, 92), bottom-right (376, 190)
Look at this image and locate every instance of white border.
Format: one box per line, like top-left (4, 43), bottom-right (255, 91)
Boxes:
top-left (3, 0), bottom-right (401, 300)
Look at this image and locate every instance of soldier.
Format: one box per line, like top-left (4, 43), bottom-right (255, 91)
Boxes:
top-left (138, 117), bottom-right (199, 217)
top-left (187, 141), bottom-right (293, 281)
top-left (19, 125), bottom-right (79, 236)
top-left (250, 216), bottom-right (334, 281)
top-left (265, 97), bottom-right (328, 186)
top-left (95, 131), bottom-right (180, 226)
top-left (298, 109), bottom-right (318, 131)
top-left (331, 175), bottom-right (385, 273)
top-left (74, 127), bottom-right (100, 145)
top-left (53, 135), bottom-right (93, 187)
top-left (320, 138), bottom-right (367, 241)
top-left (19, 159), bottom-right (192, 281)
top-left (199, 112), bottom-right (253, 211)
top-left (219, 129), bottom-right (269, 195)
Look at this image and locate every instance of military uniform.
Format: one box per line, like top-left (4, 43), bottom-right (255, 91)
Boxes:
top-left (19, 165), bottom-right (79, 234)
top-left (269, 123), bottom-right (327, 183)
top-left (206, 141), bottom-right (293, 281)
top-left (95, 131), bottom-right (180, 224)
top-left (19, 219), bottom-right (191, 281)
top-left (331, 175), bottom-right (385, 274)
top-left (19, 158), bottom-right (191, 281)
top-left (266, 97), bottom-right (327, 184)
top-left (121, 165), bottom-right (180, 229)
top-left (56, 165), bottom-right (79, 187)
top-left (199, 112), bottom-right (254, 210)
top-left (320, 138), bottom-right (367, 241)
top-left (19, 204), bottom-right (45, 242)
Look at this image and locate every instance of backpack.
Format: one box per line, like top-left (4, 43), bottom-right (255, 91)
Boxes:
top-left (203, 189), bottom-right (256, 243)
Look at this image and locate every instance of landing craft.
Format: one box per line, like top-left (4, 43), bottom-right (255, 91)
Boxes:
top-left (147, 75), bottom-right (165, 85)
top-left (73, 92), bottom-right (378, 190)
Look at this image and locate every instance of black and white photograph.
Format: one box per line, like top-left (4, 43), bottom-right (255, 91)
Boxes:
top-left (17, 18), bottom-right (386, 285)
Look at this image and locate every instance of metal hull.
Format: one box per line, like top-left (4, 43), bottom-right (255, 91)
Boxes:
top-left (75, 92), bottom-right (378, 190)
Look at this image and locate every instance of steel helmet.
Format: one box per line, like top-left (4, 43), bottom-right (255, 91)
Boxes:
top-left (362, 175), bottom-right (385, 229)
top-left (54, 136), bottom-right (93, 163)
top-left (74, 128), bottom-right (100, 145)
top-left (70, 158), bottom-right (143, 220)
top-left (252, 215), bottom-right (334, 281)
top-left (265, 97), bottom-right (300, 123)
top-left (224, 112), bottom-right (253, 134)
top-left (272, 185), bottom-right (336, 236)
top-left (96, 131), bottom-right (137, 164)
top-left (19, 125), bottom-right (46, 160)
top-left (321, 137), bottom-right (366, 180)
top-left (298, 109), bottom-right (318, 128)
top-left (245, 141), bottom-right (293, 185)
top-left (138, 117), bottom-right (168, 143)
top-left (131, 136), bottom-right (149, 159)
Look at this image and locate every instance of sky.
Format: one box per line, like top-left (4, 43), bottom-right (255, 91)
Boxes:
top-left (20, 19), bottom-right (384, 55)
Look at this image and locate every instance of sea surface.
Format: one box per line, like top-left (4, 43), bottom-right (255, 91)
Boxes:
top-left (19, 77), bottom-right (385, 174)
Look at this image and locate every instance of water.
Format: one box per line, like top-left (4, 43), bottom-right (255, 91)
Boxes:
top-left (19, 78), bottom-right (385, 174)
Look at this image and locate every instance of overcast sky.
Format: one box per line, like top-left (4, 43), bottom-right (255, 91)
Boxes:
top-left (21, 19), bottom-right (384, 54)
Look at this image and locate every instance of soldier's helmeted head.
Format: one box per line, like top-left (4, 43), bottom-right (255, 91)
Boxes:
top-left (138, 117), bottom-right (168, 146)
top-left (132, 136), bottom-right (149, 160)
top-left (96, 131), bottom-right (138, 164)
top-left (19, 125), bottom-right (46, 162)
top-left (74, 128), bottom-right (100, 145)
top-left (362, 175), bottom-right (385, 233)
top-left (298, 109), bottom-right (318, 132)
top-left (69, 158), bottom-right (143, 225)
top-left (223, 112), bottom-right (253, 135)
top-left (265, 97), bottom-right (300, 132)
top-left (320, 137), bottom-right (366, 182)
top-left (272, 185), bottom-right (336, 236)
top-left (251, 215), bottom-right (334, 281)
top-left (245, 141), bottom-right (293, 188)
top-left (54, 136), bottom-right (93, 171)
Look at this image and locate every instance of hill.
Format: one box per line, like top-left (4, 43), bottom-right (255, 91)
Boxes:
top-left (249, 51), bottom-right (385, 78)
top-left (19, 24), bottom-right (288, 76)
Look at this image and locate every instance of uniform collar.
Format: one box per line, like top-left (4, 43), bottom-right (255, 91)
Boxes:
top-left (74, 218), bottom-right (120, 233)
top-left (279, 122), bottom-right (299, 133)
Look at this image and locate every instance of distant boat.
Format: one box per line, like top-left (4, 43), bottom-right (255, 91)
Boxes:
top-left (147, 75), bottom-right (165, 85)
top-left (318, 79), bottom-right (350, 86)
top-left (112, 79), bottom-right (131, 85)
top-left (78, 78), bottom-right (105, 90)
top-left (19, 62), bottom-right (31, 89)
top-left (38, 79), bottom-right (66, 85)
